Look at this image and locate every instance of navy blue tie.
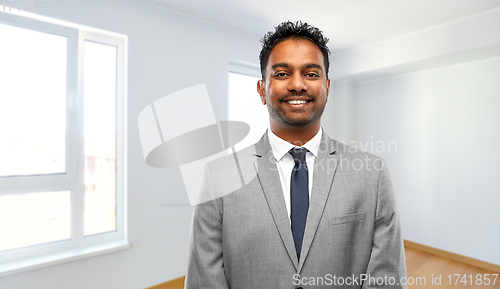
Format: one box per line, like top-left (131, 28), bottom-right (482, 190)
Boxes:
top-left (289, 147), bottom-right (309, 260)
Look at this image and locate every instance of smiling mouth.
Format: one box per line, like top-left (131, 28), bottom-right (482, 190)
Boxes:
top-left (286, 100), bottom-right (308, 105)
top-left (284, 99), bottom-right (312, 106)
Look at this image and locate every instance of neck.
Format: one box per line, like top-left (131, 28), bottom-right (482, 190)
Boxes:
top-left (270, 121), bottom-right (321, 147)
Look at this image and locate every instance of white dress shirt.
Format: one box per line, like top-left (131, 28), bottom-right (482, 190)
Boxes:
top-left (267, 127), bottom-right (322, 220)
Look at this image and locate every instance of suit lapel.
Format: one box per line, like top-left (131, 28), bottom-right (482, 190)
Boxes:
top-left (253, 131), bottom-right (339, 271)
top-left (297, 134), bottom-right (339, 272)
top-left (254, 132), bottom-right (299, 269)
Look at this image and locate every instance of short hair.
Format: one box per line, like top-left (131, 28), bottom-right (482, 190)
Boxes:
top-left (259, 21), bottom-right (330, 79)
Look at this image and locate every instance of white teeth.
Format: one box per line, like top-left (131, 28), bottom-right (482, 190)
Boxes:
top-left (287, 100), bottom-right (307, 104)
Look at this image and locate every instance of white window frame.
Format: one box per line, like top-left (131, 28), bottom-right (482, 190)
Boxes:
top-left (227, 59), bottom-right (269, 151)
top-left (228, 59), bottom-right (262, 79)
top-left (0, 11), bottom-right (128, 277)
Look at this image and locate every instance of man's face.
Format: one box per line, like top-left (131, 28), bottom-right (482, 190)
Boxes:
top-left (258, 38), bottom-right (330, 129)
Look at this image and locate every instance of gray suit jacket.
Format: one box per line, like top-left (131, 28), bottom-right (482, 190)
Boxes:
top-left (185, 131), bottom-right (407, 288)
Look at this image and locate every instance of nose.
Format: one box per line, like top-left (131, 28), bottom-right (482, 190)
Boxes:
top-left (287, 73), bottom-right (307, 92)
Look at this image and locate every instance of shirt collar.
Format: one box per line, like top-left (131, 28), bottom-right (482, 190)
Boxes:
top-left (267, 127), bottom-right (323, 161)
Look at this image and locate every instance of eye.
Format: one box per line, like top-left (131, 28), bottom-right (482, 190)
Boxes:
top-left (275, 72), bottom-right (288, 77)
top-left (305, 73), bottom-right (319, 78)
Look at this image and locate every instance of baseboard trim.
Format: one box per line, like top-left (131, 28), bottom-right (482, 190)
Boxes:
top-left (145, 276), bottom-right (185, 289)
top-left (404, 240), bottom-right (500, 273)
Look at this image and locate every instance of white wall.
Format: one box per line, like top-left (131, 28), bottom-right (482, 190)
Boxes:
top-left (355, 57), bottom-right (500, 265)
top-left (328, 7), bottom-right (500, 266)
top-left (0, 0), bottom-right (261, 288)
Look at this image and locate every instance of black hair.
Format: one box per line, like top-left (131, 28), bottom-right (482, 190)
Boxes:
top-left (259, 20), bottom-right (330, 79)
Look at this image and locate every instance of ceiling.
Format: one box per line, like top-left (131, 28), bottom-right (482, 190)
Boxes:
top-left (141, 0), bottom-right (500, 54)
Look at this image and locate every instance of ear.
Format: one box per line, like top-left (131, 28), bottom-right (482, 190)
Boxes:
top-left (257, 80), bottom-right (266, 105)
top-left (326, 79), bottom-right (331, 102)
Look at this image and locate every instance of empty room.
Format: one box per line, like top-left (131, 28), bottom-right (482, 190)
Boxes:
top-left (1, 0), bottom-right (499, 288)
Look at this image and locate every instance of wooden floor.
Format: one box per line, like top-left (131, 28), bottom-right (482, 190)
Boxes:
top-left (148, 247), bottom-right (499, 289)
top-left (405, 246), bottom-right (500, 288)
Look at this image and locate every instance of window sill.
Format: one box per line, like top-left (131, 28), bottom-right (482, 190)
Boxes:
top-left (0, 240), bottom-right (130, 278)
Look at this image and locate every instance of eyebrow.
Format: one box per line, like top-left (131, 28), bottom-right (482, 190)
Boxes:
top-left (271, 62), bottom-right (323, 73)
top-left (303, 63), bottom-right (323, 73)
top-left (271, 62), bottom-right (290, 70)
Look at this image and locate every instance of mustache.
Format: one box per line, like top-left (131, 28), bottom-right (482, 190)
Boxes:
top-left (278, 92), bottom-right (316, 102)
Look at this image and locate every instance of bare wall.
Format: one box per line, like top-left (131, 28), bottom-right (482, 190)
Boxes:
top-left (355, 57), bottom-right (500, 266)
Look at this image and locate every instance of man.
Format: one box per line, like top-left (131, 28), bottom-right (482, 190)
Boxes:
top-left (185, 21), bottom-right (407, 288)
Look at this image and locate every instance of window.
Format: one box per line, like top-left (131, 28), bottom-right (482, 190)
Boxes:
top-left (228, 61), bottom-right (269, 151)
top-left (0, 12), bottom-right (127, 276)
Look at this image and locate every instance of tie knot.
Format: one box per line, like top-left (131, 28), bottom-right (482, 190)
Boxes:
top-left (289, 147), bottom-right (308, 163)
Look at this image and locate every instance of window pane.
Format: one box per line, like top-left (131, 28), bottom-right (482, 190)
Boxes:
top-left (0, 23), bottom-right (67, 177)
top-left (83, 41), bottom-right (117, 236)
top-left (0, 191), bottom-right (71, 252)
top-left (228, 72), bottom-right (269, 151)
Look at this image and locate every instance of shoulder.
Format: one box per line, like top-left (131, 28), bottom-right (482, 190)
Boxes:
top-left (203, 143), bottom-right (259, 189)
top-left (326, 136), bottom-right (388, 173)
top-left (335, 140), bottom-right (383, 160)
top-left (205, 143), bottom-right (258, 172)
top-left (196, 143), bottom-right (259, 202)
